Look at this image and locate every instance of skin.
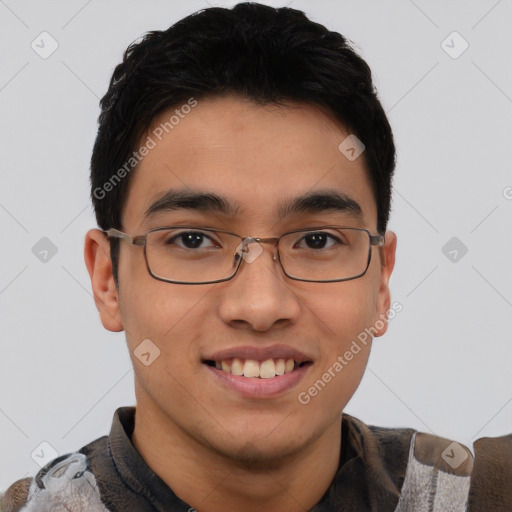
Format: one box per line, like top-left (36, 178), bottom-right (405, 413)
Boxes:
top-left (84, 95), bottom-right (397, 512)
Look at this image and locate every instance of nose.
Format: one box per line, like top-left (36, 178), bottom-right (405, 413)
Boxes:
top-left (217, 239), bottom-right (301, 332)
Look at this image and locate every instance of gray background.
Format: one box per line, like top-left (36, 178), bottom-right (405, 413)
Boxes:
top-left (1, 0), bottom-right (511, 487)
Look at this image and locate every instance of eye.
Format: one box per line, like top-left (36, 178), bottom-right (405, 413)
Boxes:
top-left (167, 231), bottom-right (218, 250)
top-left (295, 232), bottom-right (342, 250)
top-left (73, 470), bottom-right (84, 479)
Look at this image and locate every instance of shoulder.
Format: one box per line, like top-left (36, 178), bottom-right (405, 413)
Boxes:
top-left (0, 477), bottom-right (32, 512)
top-left (394, 430), bottom-right (473, 511)
top-left (342, 414), bottom-right (474, 511)
top-left (468, 433), bottom-right (512, 510)
top-left (0, 438), bottom-right (109, 512)
top-left (346, 413), bottom-right (474, 475)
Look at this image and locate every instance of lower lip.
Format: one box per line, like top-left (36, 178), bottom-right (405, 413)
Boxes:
top-left (204, 363), bottom-right (312, 398)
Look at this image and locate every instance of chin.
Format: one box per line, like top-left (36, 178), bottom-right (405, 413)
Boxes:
top-left (219, 440), bottom-right (301, 471)
top-left (203, 426), bottom-right (308, 470)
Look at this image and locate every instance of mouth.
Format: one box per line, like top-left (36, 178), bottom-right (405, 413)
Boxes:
top-left (202, 358), bottom-right (312, 379)
top-left (201, 345), bottom-right (314, 397)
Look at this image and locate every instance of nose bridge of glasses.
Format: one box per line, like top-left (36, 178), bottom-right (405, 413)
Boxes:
top-left (239, 236), bottom-right (279, 262)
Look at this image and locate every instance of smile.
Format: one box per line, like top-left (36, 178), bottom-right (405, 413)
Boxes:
top-left (204, 358), bottom-right (311, 379)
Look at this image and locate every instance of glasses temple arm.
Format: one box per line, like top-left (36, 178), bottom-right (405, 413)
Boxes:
top-left (104, 228), bottom-right (137, 245)
top-left (370, 234), bottom-right (385, 246)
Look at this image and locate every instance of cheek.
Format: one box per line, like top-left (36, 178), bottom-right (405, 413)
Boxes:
top-left (296, 284), bottom-right (375, 416)
top-left (297, 337), bottom-right (371, 418)
top-left (118, 255), bottom-right (212, 364)
top-left (308, 279), bottom-right (378, 341)
top-left (119, 280), bottom-right (210, 405)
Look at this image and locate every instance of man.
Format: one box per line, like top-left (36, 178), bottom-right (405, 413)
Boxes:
top-left (1, 3), bottom-right (511, 511)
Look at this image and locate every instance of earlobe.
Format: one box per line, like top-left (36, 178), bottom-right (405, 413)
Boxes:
top-left (373, 230), bottom-right (397, 338)
top-left (84, 229), bottom-right (124, 332)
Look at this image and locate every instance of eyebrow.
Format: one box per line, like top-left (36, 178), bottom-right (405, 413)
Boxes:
top-left (144, 190), bottom-right (241, 219)
top-left (278, 189), bottom-right (363, 220)
top-left (143, 188), bottom-right (363, 222)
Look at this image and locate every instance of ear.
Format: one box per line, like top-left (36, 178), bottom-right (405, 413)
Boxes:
top-left (84, 229), bottom-right (124, 332)
top-left (373, 230), bottom-right (397, 338)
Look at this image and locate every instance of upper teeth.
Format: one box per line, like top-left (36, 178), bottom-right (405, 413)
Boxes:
top-left (214, 358), bottom-right (296, 378)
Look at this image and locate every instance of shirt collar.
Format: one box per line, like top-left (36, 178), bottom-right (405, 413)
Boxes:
top-left (108, 406), bottom-right (192, 511)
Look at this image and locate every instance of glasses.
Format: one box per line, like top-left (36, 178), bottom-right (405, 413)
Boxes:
top-left (104, 225), bottom-right (385, 285)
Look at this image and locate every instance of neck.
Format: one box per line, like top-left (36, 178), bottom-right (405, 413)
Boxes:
top-left (131, 399), bottom-right (342, 512)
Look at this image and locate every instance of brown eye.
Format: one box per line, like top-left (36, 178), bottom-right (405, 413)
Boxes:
top-left (166, 231), bottom-right (217, 250)
top-left (296, 232), bottom-right (340, 250)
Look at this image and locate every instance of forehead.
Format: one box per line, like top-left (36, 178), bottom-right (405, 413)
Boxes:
top-left (122, 95), bottom-right (377, 231)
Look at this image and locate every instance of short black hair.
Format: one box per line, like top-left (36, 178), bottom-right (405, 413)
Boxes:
top-left (90, 2), bottom-right (396, 289)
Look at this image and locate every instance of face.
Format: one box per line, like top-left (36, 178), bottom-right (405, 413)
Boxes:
top-left (85, 95), bottom-right (396, 465)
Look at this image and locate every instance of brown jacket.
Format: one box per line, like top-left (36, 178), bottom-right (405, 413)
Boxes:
top-left (1, 407), bottom-right (511, 511)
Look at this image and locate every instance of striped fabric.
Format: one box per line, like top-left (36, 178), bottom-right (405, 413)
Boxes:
top-left (394, 432), bottom-right (472, 512)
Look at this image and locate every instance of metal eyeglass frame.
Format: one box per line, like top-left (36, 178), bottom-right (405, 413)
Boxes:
top-left (104, 225), bottom-right (385, 285)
